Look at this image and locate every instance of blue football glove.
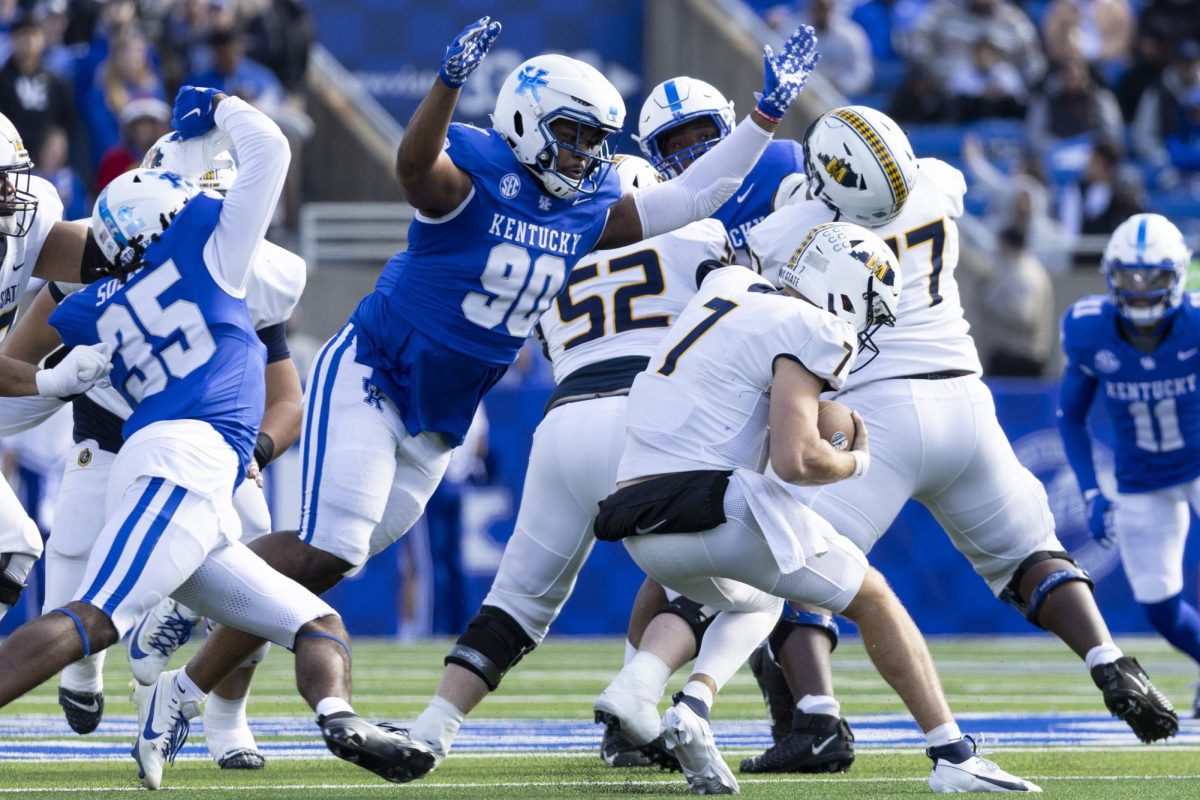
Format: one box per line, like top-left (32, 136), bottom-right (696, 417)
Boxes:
top-left (171, 86), bottom-right (221, 140)
top-left (1085, 489), bottom-right (1116, 546)
top-left (438, 16), bottom-right (503, 89)
top-left (756, 25), bottom-right (820, 121)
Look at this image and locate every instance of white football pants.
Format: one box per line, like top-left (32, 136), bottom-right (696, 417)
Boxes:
top-left (1114, 478), bottom-right (1200, 603)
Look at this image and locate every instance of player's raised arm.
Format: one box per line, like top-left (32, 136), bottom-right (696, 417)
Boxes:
top-left (395, 17), bottom-right (501, 214)
top-left (596, 25), bottom-right (820, 250)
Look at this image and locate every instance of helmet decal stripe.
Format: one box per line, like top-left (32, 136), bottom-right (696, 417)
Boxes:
top-left (662, 80), bottom-right (684, 115)
top-left (1136, 216), bottom-right (1148, 264)
top-left (831, 108), bottom-right (909, 215)
top-left (96, 191), bottom-right (128, 249)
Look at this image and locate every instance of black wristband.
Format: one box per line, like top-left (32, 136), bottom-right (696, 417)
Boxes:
top-left (254, 432), bottom-right (276, 469)
top-left (80, 235), bottom-right (111, 283)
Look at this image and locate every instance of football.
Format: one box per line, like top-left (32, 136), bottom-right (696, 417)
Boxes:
top-left (817, 400), bottom-right (856, 451)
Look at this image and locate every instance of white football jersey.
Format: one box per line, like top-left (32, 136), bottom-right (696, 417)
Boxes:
top-left (0, 176), bottom-right (63, 340)
top-left (748, 158), bottom-right (981, 391)
top-left (618, 266), bottom-right (857, 482)
top-left (539, 219), bottom-right (730, 383)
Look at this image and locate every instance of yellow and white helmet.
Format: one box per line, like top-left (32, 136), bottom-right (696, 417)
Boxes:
top-left (611, 154), bottom-right (662, 193)
top-left (143, 132), bottom-right (238, 195)
top-left (803, 106), bottom-right (917, 227)
top-left (0, 112), bottom-right (38, 237)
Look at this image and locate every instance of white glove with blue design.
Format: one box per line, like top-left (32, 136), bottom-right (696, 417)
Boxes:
top-left (755, 25), bottom-right (820, 122)
top-left (438, 16), bottom-right (503, 89)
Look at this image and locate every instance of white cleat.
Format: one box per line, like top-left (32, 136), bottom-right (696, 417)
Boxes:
top-left (131, 669), bottom-right (202, 790)
top-left (928, 737), bottom-right (1041, 793)
top-left (128, 598), bottom-right (201, 686)
top-left (659, 697), bottom-right (739, 795)
top-left (594, 682), bottom-right (662, 748)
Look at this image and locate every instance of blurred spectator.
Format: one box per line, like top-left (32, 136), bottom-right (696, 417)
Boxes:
top-left (0, 0), bottom-right (19, 69)
top-left (1042, 0), bottom-right (1134, 71)
top-left (1057, 141), bottom-right (1147, 243)
top-left (888, 64), bottom-right (953, 123)
top-left (1138, 0), bottom-right (1200, 54)
top-left (976, 226), bottom-right (1055, 376)
top-left (773, 0), bottom-right (873, 96)
top-left (81, 31), bottom-right (164, 168)
top-left (159, 0), bottom-right (231, 92)
top-left (35, 0), bottom-right (80, 82)
top-left (903, 0), bottom-right (1045, 94)
top-left (1025, 57), bottom-right (1124, 156)
top-left (95, 95), bottom-right (169, 190)
top-left (1131, 39), bottom-right (1200, 172)
top-left (244, 0), bottom-right (313, 97)
top-left (72, 0), bottom-right (139, 111)
top-left (1117, 29), bottom-right (1172, 120)
top-left (947, 33), bottom-right (1027, 120)
top-left (0, 14), bottom-right (74, 159)
top-left (185, 26), bottom-right (282, 112)
top-left (34, 124), bottom-right (87, 220)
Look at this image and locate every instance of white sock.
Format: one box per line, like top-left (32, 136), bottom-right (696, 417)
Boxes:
top-left (410, 695), bottom-right (464, 756)
top-left (617, 651), bottom-right (671, 701)
top-left (925, 721), bottom-right (963, 748)
top-left (797, 694), bottom-right (841, 717)
top-left (682, 680), bottom-right (715, 710)
top-left (1085, 642), bottom-right (1123, 670)
top-left (315, 697), bottom-right (355, 719)
top-left (205, 692), bottom-right (249, 725)
top-left (60, 654), bottom-right (105, 694)
top-left (624, 639), bottom-right (638, 665)
top-left (174, 668), bottom-right (207, 705)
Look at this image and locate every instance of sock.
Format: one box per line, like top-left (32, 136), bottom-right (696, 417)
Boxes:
top-left (925, 721), bottom-right (963, 748)
top-left (410, 695), bottom-right (464, 755)
top-left (206, 692), bottom-right (250, 725)
top-left (1143, 595), bottom-right (1200, 663)
top-left (60, 654), bottom-right (105, 694)
top-left (624, 639), bottom-right (638, 666)
top-left (617, 651), bottom-right (671, 701)
top-left (315, 697), bottom-right (355, 719)
top-left (679, 681), bottom-right (713, 720)
top-left (1085, 642), bottom-right (1124, 670)
top-left (797, 694), bottom-right (841, 717)
top-left (175, 668), bottom-right (207, 705)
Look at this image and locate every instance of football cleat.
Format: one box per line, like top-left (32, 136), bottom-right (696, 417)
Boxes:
top-left (1191, 679), bottom-right (1200, 720)
top-left (129, 598), bottom-right (201, 686)
top-left (131, 669), bottom-right (201, 790)
top-left (598, 712), bottom-right (653, 767)
top-left (1091, 656), bottom-right (1179, 742)
top-left (748, 645), bottom-right (795, 745)
top-left (659, 696), bottom-right (739, 795)
top-left (594, 683), bottom-right (663, 750)
top-left (320, 714), bottom-right (439, 783)
top-left (205, 702), bottom-right (265, 769)
top-left (928, 737), bottom-right (1041, 793)
top-left (58, 687), bottom-right (105, 735)
top-left (739, 712), bottom-right (854, 774)
top-left (215, 748), bottom-right (265, 770)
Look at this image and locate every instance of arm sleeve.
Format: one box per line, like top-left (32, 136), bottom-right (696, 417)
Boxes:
top-left (633, 116), bottom-right (773, 239)
top-left (1057, 350), bottom-right (1101, 495)
top-left (255, 321), bottom-right (291, 363)
top-left (202, 97), bottom-right (291, 295)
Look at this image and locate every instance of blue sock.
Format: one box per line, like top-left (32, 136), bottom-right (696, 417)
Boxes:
top-left (1142, 594), bottom-right (1200, 664)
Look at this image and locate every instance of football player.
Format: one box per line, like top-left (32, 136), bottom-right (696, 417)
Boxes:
top-left (1060, 214), bottom-right (1200, 718)
top-left (593, 222), bottom-right (1037, 795)
top-left (0, 89), bottom-right (403, 790)
top-left (153, 15), bottom-right (823, 782)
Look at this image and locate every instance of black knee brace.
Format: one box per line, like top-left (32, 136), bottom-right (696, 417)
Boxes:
top-left (0, 554), bottom-right (26, 606)
top-left (767, 606), bottom-right (840, 661)
top-left (445, 605), bottom-right (536, 691)
top-left (999, 550), bottom-right (1094, 628)
top-left (655, 596), bottom-right (718, 659)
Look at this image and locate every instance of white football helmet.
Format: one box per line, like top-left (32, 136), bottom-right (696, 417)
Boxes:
top-left (778, 221), bottom-right (901, 366)
top-left (143, 132), bottom-right (238, 194)
top-left (0, 112), bottom-right (38, 237)
top-left (1103, 213), bottom-right (1192, 325)
top-left (491, 54), bottom-right (625, 199)
top-left (803, 106), bottom-right (917, 227)
top-left (637, 77), bottom-right (735, 178)
top-left (92, 169), bottom-right (199, 269)
top-left (612, 154), bottom-right (662, 193)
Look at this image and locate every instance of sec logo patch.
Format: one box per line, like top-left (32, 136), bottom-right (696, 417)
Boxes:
top-left (499, 173), bottom-right (521, 199)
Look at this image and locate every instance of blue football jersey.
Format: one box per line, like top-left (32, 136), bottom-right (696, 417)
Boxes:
top-left (51, 194), bottom-right (266, 477)
top-left (711, 139), bottom-right (804, 256)
top-left (1061, 294), bottom-right (1200, 493)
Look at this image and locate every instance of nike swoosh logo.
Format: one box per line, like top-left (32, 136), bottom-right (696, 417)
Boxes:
top-left (62, 694), bottom-right (100, 713)
top-left (129, 614), bottom-right (153, 661)
top-left (1127, 673), bottom-right (1150, 694)
top-left (1179, 349), bottom-right (1198, 361)
top-left (142, 685), bottom-right (164, 740)
top-left (736, 183), bottom-right (756, 203)
top-left (181, 108), bottom-right (203, 120)
top-left (811, 734), bottom-right (837, 755)
top-left (634, 519), bottom-right (667, 535)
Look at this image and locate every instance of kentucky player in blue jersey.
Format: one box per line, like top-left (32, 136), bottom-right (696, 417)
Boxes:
top-left (0, 90), bottom-right (417, 789)
top-left (636, 76), bottom-right (807, 258)
top-left (1060, 212), bottom-right (1197, 721)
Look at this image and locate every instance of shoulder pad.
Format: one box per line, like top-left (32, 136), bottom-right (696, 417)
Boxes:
top-left (916, 158), bottom-right (965, 219)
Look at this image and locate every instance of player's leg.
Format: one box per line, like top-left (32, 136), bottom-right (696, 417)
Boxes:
top-left (0, 468), bottom-right (44, 624)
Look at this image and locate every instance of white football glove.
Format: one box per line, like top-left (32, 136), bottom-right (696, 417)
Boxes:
top-left (36, 343), bottom-right (114, 398)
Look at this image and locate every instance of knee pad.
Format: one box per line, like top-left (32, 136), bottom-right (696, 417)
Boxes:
top-left (999, 550), bottom-right (1094, 628)
top-left (0, 554), bottom-right (27, 607)
top-left (654, 596), bottom-right (719, 659)
top-left (445, 605), bottom-right (536, 691)
top-left (767, 606), bottom-right (840, 660)
top-left (239, 642), bottom-right (271, 670)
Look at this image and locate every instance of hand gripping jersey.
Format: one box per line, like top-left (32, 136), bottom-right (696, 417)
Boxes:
top-left (748, 158), bottom-right (981, 390)
top-left (711, 139), bottom-right (804, 257)
top-left (1061, 294), bottom-right (1200, 494)
top-left (50, 194), bottom-right (267, 477)
top-left (0, 175), bottom-right (63, 340)
top-left (618, 267), bottom-right (857, 482)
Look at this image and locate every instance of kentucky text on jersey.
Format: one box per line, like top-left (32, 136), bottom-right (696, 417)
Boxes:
top-left (1105, 374), bottom-right (1198, 402)
top-left (487, 213), bottom-right (584, 256)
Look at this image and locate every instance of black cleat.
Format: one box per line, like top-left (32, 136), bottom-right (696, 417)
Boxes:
top-left (58, 687), bottom-right (104, 735)
top-left (319, 713), bottom-right (439, 783)
top-left (1091, 656), bottom-right (1178, 743)
top-left (216, 748), bottom-right (266, 769)
top-left (739, 712), bottom-right (854, 774)
top-left (748, 645), bottom-right (795, 745)
top-left (595, 709), bottom-right (681, 771)
top-left (640, 736), bottom-right (683, 772)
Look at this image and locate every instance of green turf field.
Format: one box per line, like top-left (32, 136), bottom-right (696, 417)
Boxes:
top-left (2, 635), bottom-right (1198, 798)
